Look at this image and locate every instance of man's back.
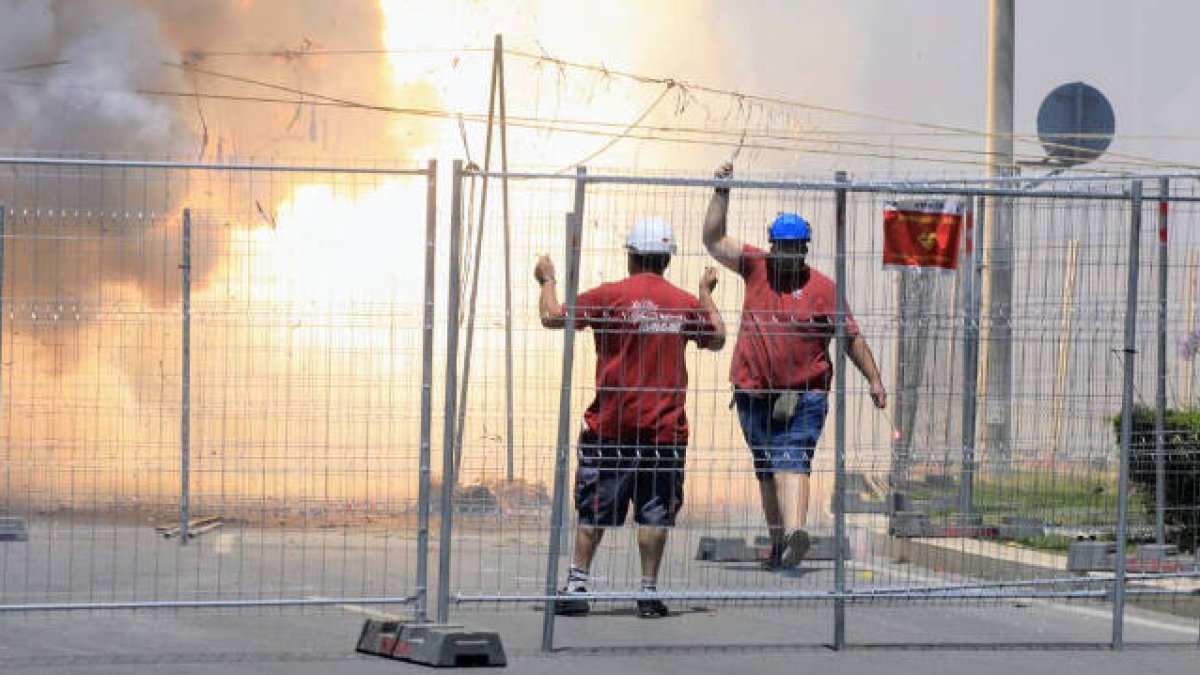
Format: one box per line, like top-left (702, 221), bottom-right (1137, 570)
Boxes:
top-left (577, 272), bottom-right (717, 444)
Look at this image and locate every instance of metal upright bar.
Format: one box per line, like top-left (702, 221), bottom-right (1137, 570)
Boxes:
top-left (498, 36), bottom-right (516, 483)
top-left (1113, 179), bottom-right (1143, 650)
top-left (415, 159), bottom-right (438, 621)
top-left (179, 209), bottom-right (192, 546)
top-left (436, 161), bottom-right (466, 624)
top-left (961, 196), bottom-right (982, 516)
top-left (453, 37), bottom-right (502, 474)
top-left (832, 172), bottom-right (848, 650)
top-left (541, 167), bottom-right (587, 653)
top-left (1155, 177), bottom-right (1169, 548)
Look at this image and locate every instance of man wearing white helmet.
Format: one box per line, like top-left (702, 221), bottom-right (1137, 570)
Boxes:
top-left (535, 216), bottom-right (725, 618)
top-left (703, 163), bottom-right (887, 571)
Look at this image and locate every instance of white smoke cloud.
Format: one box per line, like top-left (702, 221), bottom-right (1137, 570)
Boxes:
top-left (0, 0), bottom-right (406, 159)
top-left (0, 0), bottom-right (191, 155)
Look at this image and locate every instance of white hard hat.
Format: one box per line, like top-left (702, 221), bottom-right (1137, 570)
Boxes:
top-left (625, 216), bottom-right (676, 254)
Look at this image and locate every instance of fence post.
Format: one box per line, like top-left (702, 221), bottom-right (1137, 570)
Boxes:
top-left (832, 171), bottom-right (848, 650)
top-left (961, 196), bottom-right (983, 516)
top-left (541, 167), bottom-right (587, 653)
top-left (436, 161), bottom-right (465, 624)
top-left (415, 159), bottom-right (438, 621)
top-left (1155, 177), bottom-right (1168, 548)
top-left (1114, 179), bottom-right (1143, 650)
top-left (180, 208), bottom-right (192, 546)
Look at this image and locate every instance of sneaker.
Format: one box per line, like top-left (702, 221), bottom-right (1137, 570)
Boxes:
top-left (553, 586), bottom-right (590, 616)
top-left (636, 598), bottom-right (670, 619)
top-left (780, 528), bottom-right (811, 568)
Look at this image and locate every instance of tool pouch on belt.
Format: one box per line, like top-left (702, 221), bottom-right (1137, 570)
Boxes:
top-left (771, 391), bottom-right (799, 424)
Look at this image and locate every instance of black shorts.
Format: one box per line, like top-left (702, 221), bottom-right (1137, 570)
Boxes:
top-left (574, 430), bottom-right (686, 527)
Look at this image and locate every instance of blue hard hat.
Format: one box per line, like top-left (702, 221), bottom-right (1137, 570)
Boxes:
top-left (768, 213), bottom-right (811, 242)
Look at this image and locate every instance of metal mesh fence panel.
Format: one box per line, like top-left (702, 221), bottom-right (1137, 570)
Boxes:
top-left (1, 157), bottom-right (1195, 651)
top-left (0, 159), bottom-right (434, 611)
top-left (446, 167), bottom-right (1199, 650)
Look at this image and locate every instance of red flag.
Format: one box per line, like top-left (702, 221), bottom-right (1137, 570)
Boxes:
top-left (882, 199), bottom-right (965, 271)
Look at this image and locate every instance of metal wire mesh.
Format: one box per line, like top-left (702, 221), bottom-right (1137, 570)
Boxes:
top-left (1, 158), bottom-right (1196, 650)
top-left (0, 159), bottom-right (432, 610)
top-left (445, 167), bottom-right (1199, 649)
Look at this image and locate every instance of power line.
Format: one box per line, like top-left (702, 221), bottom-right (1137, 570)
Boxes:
top-left (170, 46), bottom-right (1026, 147)
top-left (157, 63), bottom-right (1052, 168)
top-left (163, 44), bottom-right (1200, 165)
top-left (556, 84), bottom-right (672, 172)
top-left (170, 54), bottom-right (1200, 170)
top-left (501, 48), bottom-right (1192, 171)
top-left (2, 57), bottom-right (1193, 171)
top-left (0, 75), bottom-right (1136, 170)
top-left (187, 47), bottom-right (493, 59)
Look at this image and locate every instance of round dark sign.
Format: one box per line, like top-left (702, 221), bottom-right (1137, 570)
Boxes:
top-left (1036, 82), bottom-right (1115, 166)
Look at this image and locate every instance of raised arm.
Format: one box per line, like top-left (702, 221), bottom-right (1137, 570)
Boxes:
top-left (846, 334), bottom-right (887, 409)
top-left (703, 162), bottom-right (744, 272)
top-left (534, 255), bottom-right (565, 329)
top-left (697, 266), bottom-right (726, 351)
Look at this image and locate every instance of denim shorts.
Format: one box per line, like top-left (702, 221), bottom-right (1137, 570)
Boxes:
top-left (574, 430), bottom-right (685, 527)
top-left (734, 390), bottom-right (829, 480)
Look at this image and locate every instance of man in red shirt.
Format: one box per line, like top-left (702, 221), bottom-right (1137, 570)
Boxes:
top-left (535, 216), bottom-right (725, 618)
top-left (703, 163), bottom-right (887, 570)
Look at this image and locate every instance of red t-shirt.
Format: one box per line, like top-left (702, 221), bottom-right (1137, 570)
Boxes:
top-left (575, 273), bottom-right (720, 445)
top-left (730, 244), bottom-right (859, 392)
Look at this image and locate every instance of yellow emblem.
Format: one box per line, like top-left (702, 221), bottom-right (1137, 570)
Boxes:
top-left (917, 230), bottom-right (938, 250)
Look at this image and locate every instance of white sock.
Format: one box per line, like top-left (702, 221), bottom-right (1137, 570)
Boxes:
top-left (567, 565), bottom-right (589, 591)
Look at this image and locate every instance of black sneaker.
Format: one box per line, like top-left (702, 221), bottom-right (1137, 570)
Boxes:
top-left (780, 528), bottom-right (811, 568)
top-left (761, 542), bottom-right (785, 571)
top-left (636, 598), bottom-right (670, 619)
top-left (553, 586), bottom-right (590, 616)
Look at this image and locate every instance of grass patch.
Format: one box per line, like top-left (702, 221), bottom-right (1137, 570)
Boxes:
top-left (909, 468), bottom-right (1152, 528)
top-left (1005, 534), bottom-right (1076, 552)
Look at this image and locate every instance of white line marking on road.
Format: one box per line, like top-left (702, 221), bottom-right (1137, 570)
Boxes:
top-left (1031, 598), bottom-right (1198, 636)
top-left (306, 596), bottom-right (403, 621)
top-left (847, 560), bottom-right (1198, 637)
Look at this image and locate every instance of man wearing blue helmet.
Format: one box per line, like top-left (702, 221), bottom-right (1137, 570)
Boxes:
top-left (702, 162), bottom-right (887, 570)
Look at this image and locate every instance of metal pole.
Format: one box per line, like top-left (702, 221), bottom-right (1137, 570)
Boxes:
top-left (541, 167), bottom-right (586, 653)
top-left (1155, 178), bottom-right (1169, 547)
top-left (453, 34), bottom-right (502, 474)
top-left (890, 272), bottom-right (911, 512)
top-left (180, 209), bottom-right (193, 546)
top-left (961, 196), bottom-right (982, 516)
top-left (983, 0), bottom-right (1015, 469)
top-left (498, 34), bottom-right (515, 483)
top-left (437, 161), bottom-right (466, 624)
top-left (832, 171), bottom-right (848, 651)
top-left (1113, 180), bottom-right (1143, 650)
top-left (415, 159), bottom-right (438, 621)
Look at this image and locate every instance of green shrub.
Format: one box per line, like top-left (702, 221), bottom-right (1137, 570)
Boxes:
top-left (1112, 405), bottom-right (1200, 553)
